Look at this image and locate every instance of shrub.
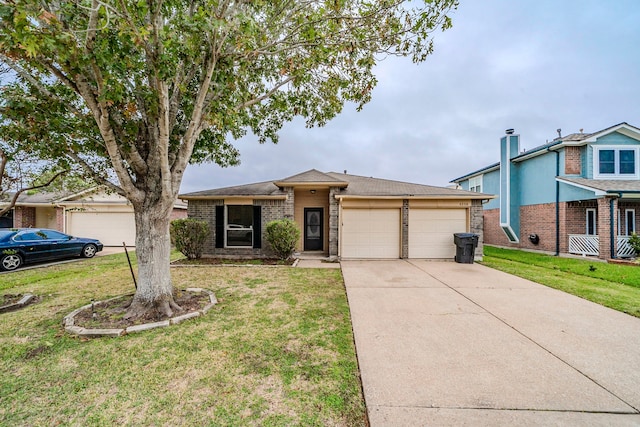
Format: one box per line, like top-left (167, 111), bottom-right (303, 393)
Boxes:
top-left (265, 219), bottom-right (301, 260)
top-left (170, 218), bottom-right (210, 260)
top-left (629, 232), bottom-right (640, 257)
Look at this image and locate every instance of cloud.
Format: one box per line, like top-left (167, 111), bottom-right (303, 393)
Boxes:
top-left (180, 0), bottom-right (640, 194)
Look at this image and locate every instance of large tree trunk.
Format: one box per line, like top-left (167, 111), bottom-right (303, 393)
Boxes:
top-left (124, 200), bottom-right (182, 320)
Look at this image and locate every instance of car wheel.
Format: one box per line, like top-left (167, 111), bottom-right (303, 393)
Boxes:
top-left (1, 253), bottom-right (23, 271)
top-left (82, 244), bottom-right (98, 258)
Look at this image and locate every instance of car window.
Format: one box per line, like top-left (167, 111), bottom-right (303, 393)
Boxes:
top-left (41, 230), bottom-right (69, 240)
top-left (0, 230), bottom-right (16, 242)
top-left (14, 231), bottom-right (46, 241)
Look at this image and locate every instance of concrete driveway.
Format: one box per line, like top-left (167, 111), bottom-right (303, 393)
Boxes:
top-left (341, 260), bottom-right (640, 426)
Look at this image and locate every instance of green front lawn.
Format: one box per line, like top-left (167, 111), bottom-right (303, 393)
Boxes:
top-left (0, 254), bottom-right (366, 426)
top-left (481, 246), bottom-right (640, 318)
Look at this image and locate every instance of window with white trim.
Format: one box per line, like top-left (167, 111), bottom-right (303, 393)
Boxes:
top-left (469, 175), bottom-right (483, 193)
top-left (586, 208), bottom-right (597, 236)
top-left (593, 146), bottom-right (639, 179)
top-left (626, 209), bottom-right (636, 236)
top-left (226, 205), bottom-right (253, 247)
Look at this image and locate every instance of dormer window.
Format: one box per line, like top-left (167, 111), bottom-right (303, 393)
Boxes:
top-left (593, 146), bottom-right (639, 179)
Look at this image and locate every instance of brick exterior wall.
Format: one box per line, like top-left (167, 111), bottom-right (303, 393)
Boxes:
top-left (14, 206), bottom-right (36, 228)
top-left (170, 208), bottom-right (188, 221)
top-left (564, 146), bottom-right (582, 175)
top-left (485, 199), bottom-right (634, 260)
top-left (187, 199), bottom-right (221, 256)
top-left (188, 198), bottom-right (290, 258)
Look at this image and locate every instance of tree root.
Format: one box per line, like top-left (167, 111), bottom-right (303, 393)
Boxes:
top-left (123, 294), bottom-right (184, 321)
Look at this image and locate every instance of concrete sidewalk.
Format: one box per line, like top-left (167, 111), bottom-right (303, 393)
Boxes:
top-left (341, 260), bottom-right (640, 426)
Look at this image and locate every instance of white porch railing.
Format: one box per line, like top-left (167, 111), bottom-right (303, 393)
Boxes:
top-left (568, 234), bottom-right (599, 256)
top-left (569, 234), bottom-right (637, 258)
top-left (617, 236), bottom-right (636, 258)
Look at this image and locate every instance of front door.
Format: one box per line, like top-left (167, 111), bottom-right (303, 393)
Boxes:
top-left (304, 208), bottom-right (323, 251)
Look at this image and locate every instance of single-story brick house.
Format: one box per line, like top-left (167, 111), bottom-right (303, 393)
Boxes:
top-left (1, 187), bottom-right (187, 246)
top-left (179, 170), bottom-right (493, 260)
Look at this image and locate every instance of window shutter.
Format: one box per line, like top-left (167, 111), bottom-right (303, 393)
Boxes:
top-left (253, 206), bottom-right (262, 249)
top-left (215, 205), bottom-right (224, 248)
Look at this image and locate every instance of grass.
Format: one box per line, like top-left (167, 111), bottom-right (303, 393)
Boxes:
top-left (0, 253), bottom-right (366, 426)
top-left (481, 246), bottom-right (640, 317)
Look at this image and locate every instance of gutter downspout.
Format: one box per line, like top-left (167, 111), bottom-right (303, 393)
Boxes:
top-left (549, 148), bottom-right (560, 256)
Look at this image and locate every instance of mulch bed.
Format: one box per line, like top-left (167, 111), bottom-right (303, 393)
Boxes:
top-left (172, 258), bottom-right (294, 266)
top-left (72, 290), bottom-right (211, 329)
top-left (1, 293), bottom-right (40, 313)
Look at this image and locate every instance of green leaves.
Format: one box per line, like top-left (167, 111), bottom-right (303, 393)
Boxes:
top-left (0, 0), bottom-right (458, 192)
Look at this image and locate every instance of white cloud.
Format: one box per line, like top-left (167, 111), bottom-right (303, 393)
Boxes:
top-left (180, 0), bottom-right (640, 194)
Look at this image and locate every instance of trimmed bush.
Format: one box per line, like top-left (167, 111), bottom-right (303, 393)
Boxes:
top-left (629, 232), bottom-right (640, 256)
top-left (265, 219), bottom-right (301, 260)
top-left (170, 218), bottom-right (210, 260)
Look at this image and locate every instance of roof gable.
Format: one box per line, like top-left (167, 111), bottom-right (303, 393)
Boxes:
top-left (451, 122), bottom-right (640, 182)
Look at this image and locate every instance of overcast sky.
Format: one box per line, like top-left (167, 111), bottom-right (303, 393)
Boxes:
top-left (180, 0), bottom-right (640, 194)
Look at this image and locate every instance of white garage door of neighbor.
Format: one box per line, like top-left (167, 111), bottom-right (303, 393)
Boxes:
top-left (409, 209), bottom-right (467, 258)
top-left (68, 211), bottom-right (136, 246)
top-left (341, 208), bottom-right (400, 259)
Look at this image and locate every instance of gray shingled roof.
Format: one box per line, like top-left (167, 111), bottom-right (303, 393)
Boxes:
top-left (277, 169), bottom-right (348, 184)
top-left (180, 169), bottom-right (493, 199)
top-left (559, 177), bottom-right (640, 193)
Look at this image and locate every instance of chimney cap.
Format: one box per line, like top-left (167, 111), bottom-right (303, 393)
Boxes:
top-left (505, 128), bottom-right (515, 135)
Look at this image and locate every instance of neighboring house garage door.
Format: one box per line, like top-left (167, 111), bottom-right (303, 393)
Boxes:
top-left (341, 208), bottom-right (400, 258)
top-left (408, 208), bottom-right (467, 258)
top-left (67, 211), bottom-right (136, 247)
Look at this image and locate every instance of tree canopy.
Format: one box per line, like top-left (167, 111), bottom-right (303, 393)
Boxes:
top-left (0, 0), bottom-right (458, 317)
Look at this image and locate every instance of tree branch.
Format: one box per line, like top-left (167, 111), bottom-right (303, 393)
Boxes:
top-left (0, 170), bottom-right (67, 217)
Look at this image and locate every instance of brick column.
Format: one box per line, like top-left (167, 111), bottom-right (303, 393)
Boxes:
top-left (597, 196), bottom-right (618, 259)
top-left (55, 207), bottom-right (65, 232)
top-left (401, 199), bottom-right (409, 259)
top-left (282, 187), bottom-right (294, 220)
top-left (328, 188), bottom-right (339, 258)
top-left (470, 200), bottom-right (484, 259)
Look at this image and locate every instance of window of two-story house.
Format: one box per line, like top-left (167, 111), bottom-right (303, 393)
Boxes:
top-left (469, 175), bottom-right (482, 192)
top-left (626, 209), bottom-right (636, 236)
top-left (586, 208), bottom-right (596, 236)
top-left (594, 146), bottom-right (639, 179)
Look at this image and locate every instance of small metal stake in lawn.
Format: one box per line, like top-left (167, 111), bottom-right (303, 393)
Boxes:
top-left (123, 242), bottom-right (137, 289)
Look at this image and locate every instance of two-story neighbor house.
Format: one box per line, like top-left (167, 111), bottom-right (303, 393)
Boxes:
top-left (180, 169), bottom-right (492, 260)
top-left (452, 122), bottom-right (640, 260)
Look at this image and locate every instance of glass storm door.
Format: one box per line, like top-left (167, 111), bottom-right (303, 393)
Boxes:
top-left (304, 208), bottom-right (323, 251)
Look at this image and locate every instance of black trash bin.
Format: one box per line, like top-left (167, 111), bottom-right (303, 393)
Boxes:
top-left (453, 233), bottom-right (478, 264)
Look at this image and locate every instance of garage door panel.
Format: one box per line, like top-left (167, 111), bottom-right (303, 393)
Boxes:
top-left (68, 211), bottom-right (136, 247)
top-left (342, 209), bottom-right (400, 259)
top-left (409, 209), bottom-right (467, 259)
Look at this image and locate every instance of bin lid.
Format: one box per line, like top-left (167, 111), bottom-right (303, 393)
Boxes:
top-left (453, 233), bottom-right (477, 238)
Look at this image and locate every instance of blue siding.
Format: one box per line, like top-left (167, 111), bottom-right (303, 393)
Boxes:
top-left (586, 132), bottom-right (639, 178)
top-left (483, 170), bottom-right (500, 209)
top-left (559, 182), bottom-right (598, 202)
top-left (518, 151), bottom-right (557, 206)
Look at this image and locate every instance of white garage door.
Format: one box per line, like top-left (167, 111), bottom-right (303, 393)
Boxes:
top-left (409, 209), bottom-right (467, 258)
top-left (341, 209), bottom-right (400, 259)
top-left (67, 211), bottom-right (136, 246)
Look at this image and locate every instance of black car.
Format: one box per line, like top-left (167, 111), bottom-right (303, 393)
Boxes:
top-left (0, 228), bottom-right (104, 271)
